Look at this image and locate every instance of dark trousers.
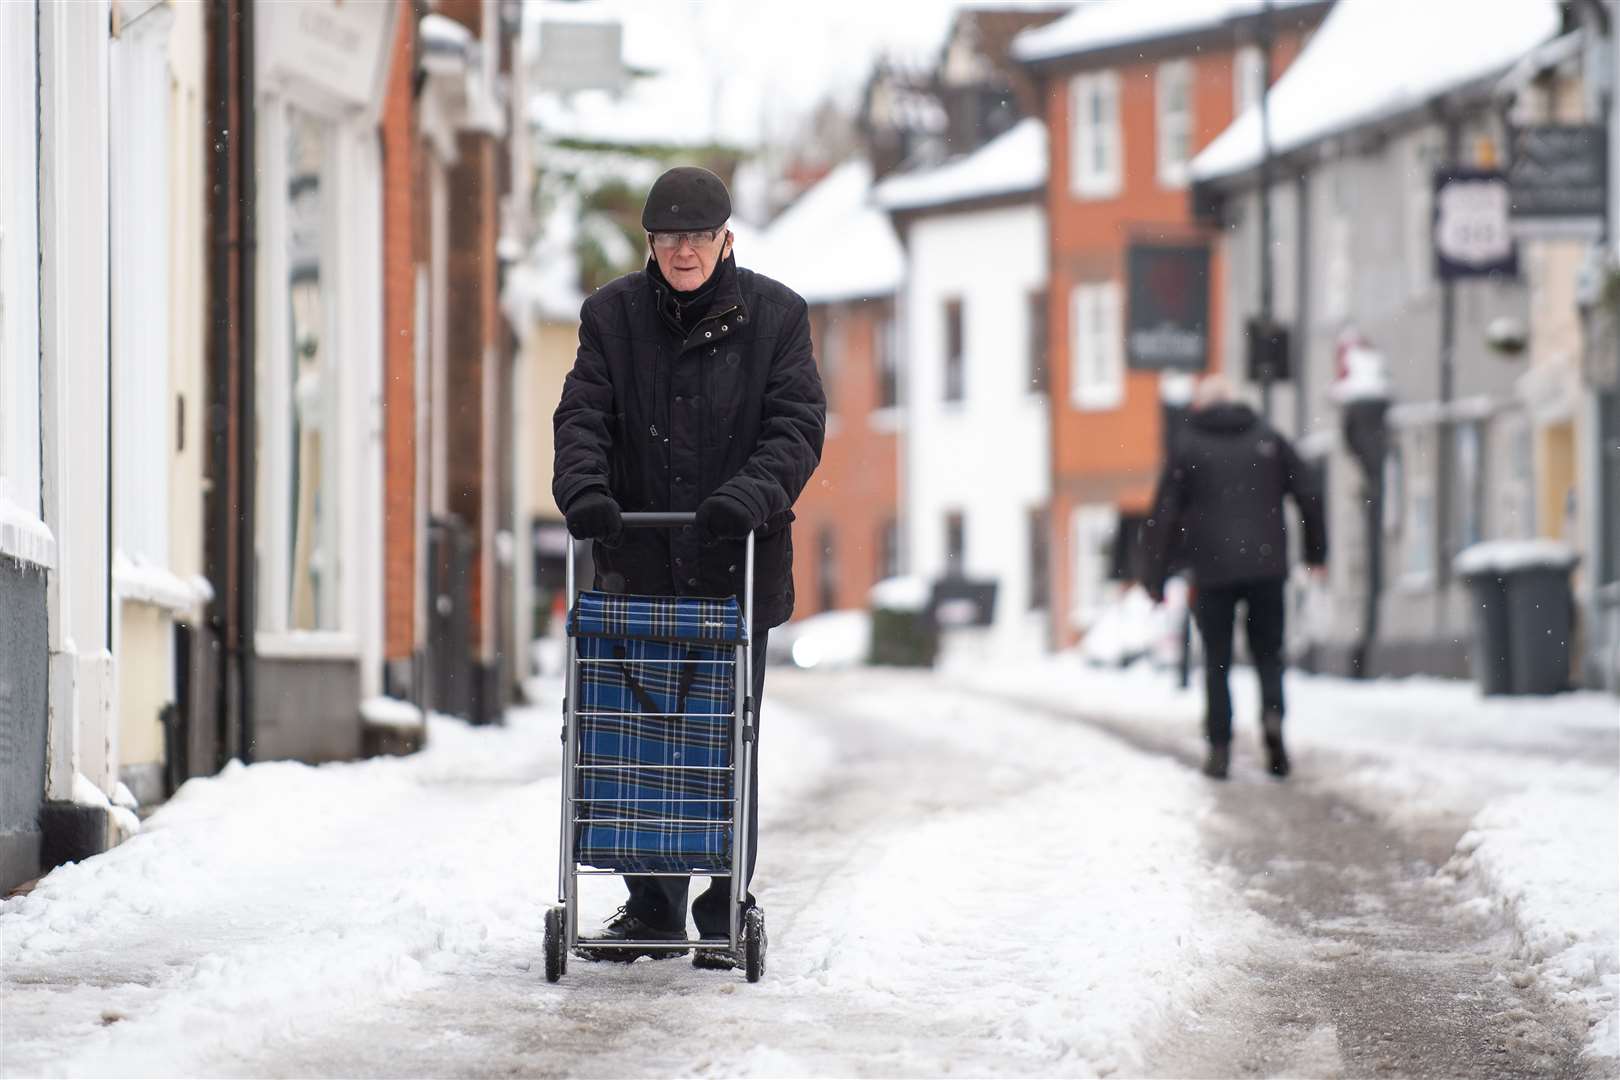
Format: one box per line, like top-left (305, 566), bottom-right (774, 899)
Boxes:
top-left (1191, 578), bottom-right (1286, 746)
top-left (625, 631), bottom-right (768, 936)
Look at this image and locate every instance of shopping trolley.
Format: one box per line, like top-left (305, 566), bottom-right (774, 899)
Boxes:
top-left (544, 512), bottom-right (766, 983)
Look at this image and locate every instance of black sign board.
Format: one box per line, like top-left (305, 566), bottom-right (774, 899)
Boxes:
top-left (1508, 124), bottom-right (1609, 234)
top-left (1126, 243), bottom-right (1211, 371)
top-left (1246, 317), bottom-right (1291, 383)
top-left (1433, 169), bottom-right (1518, 281)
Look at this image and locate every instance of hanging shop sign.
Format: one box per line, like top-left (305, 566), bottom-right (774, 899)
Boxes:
top-left (1508, 124), bottom-right (1608, 237)
top-left (1125, 242), bottom-right (1210, 371)
top-left (1433, 169), bottom-right (1518, 281)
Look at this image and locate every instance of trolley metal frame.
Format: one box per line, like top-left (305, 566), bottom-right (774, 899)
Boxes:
top-left (547, 512), bottom-right (761, 981)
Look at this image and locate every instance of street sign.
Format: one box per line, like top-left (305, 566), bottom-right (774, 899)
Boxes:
top-left (1434, 169), bottom-right (1518, 280)
top-left (1508, 124), bottom-right (1608, 236)
top-left (1125, 243), bottom-right (1210, 371)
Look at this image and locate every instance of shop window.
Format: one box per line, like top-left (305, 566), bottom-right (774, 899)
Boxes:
top-left (286, 106), bottom-right (343, 631)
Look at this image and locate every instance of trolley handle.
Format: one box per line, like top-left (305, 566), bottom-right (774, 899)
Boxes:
top-left (619, 512), bottom-right (697, 528)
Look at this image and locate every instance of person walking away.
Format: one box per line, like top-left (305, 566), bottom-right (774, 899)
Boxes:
top-left (1139, 377), bottom-right (1326, 780)
top-left (552, 166), bottom-right (825, 967)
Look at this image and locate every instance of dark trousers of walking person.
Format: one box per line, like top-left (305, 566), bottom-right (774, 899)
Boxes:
top-left (625, 631), bottom-right (768, 937)
top-left (1192, 578), bottom-right (1286, 746)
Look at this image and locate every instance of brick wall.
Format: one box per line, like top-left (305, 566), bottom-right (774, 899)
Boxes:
top-left (790, 298), bottom-right (900, 618)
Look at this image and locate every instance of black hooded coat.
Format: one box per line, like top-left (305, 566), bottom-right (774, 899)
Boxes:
top-left (1139, 402), bottom-right (1327, 595)
top-left (551, 254), bottom-right (826, 629)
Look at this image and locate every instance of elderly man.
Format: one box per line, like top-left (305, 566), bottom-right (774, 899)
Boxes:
top-left (552, 166), bottom-right (825, 967)
top-left (1139, 377), bottom-right (1326, 781)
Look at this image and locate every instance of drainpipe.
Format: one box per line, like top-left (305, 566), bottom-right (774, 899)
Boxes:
top-left (237, 0), bottom-right (257, 763)
top-left (206, 0), bottom-right (232, 769)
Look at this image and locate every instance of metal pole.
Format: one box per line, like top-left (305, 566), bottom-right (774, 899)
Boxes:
top-left (1258, 0), bottom-right (1276, 421)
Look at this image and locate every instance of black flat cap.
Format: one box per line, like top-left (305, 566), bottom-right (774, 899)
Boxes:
top-left (641, 166), bottom-right (731, 232)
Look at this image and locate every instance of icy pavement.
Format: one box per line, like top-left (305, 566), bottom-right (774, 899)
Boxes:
top-left (3, 672), bottom-right (1249, 1077)
top-left (1, 662), bottom-right (1613, 1077)
top-left (948, 657), bottom-right (1620, 1073)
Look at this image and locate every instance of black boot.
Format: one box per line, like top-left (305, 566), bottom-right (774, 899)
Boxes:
top-left (1262, 710), bottom-right (1290, 779)
top-left (574, 906), bottom-right (688, 963)
top-left (1202, 743), bottom-right (1230, 780)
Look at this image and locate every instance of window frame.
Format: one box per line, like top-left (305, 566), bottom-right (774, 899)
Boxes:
top-left (1069, 280), bottom-right (1124, 412)
top-left (1156, 59), bottom-right (1194, 190)
top-left (942, 297), bottom-right (965, 404)
top-left (1027, 288), bottom-right (1049, 396)
top-left (1069, 70), bottom-right (1122, 199)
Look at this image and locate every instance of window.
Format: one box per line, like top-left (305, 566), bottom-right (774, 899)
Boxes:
top-left (1400, 426), bottom-right (1437, 584)
top-left (1234, 44), bottom-right (1264, 117)
top-left (813, 308), bottom-right (838, 415)
top-left (1027, 289), bottom-right (1048, 395)
top-left (1069, 71), bottom-right (1122, 198)
top-left (817, 525), bottom-right (837, 613)
top-left (1070, 281), bottom-right (1123, 411)
top-left (1452, 420), bottom-right (1486, 556)
top-left (943, 298), bottom-right (964, 403)
top-left (1157, 60), bottom-right (1194, 189)
top-left (944, 511), bottom-right (966, 577)
top-left (877, 518), bottom-right (901, 582)
top-left (285, 106), bottom-right (343, 631)
top-left (1071, 504), bottom-right (1119, 628)
top-left (1027, 506), bottom-right (1050, 610)
top-left (875, 310), bottom-right (898, 410)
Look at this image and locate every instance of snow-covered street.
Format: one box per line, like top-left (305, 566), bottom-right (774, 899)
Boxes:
top-left (3, 663), bottom-right (1615, 1077)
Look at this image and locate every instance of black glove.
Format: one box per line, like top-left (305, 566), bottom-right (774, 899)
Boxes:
top-left (565, 491), bottom-right (622, 541)
top-left (696, 493), bottom-right (756, 540)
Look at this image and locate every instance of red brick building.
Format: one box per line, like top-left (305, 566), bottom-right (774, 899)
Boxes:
top-left (749, 162), bottom-right (906, 619)
top-left (1012, 2), bottom-right (1326, 646)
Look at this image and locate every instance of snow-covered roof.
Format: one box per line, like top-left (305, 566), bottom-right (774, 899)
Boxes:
top-left (1190, 0), bottom-right (1561, 185)
top-left (1012, 0), bottom-right (1319, 65)
top-left (874, 118), bottom-right (1046, 214)
top-left (746, 159), bottom-right (904, 304)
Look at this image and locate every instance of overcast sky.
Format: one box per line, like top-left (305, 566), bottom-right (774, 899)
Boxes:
top-left (527, 1), bottom-right (1069, 147)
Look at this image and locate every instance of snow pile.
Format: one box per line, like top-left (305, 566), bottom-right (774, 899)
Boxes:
top-left (359, 696), bottom-right (425, 730)
top-left (749, 159), bottom-right (904, 304)
top-left (1454, 538), bottom-right (1580, 577)
top-left (773, 609), bottom-right (871, 671)
top-left (1192, 0), bottom-right (1561, 183)
top-left (869, 574), bottom-right (930, 613)
top-left (1013, 0), bottom-right (1320, 64)
top-left (875, 117), bottom-right (1046, 213)
top-left (1452, 778), bottom-right (1620, 1066)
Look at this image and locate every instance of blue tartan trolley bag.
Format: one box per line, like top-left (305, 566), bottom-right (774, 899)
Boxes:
top-left (544, 512), bottom-right (767, 983)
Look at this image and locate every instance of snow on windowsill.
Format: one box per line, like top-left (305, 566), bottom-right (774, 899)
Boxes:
top-left (113, 551), bottom-right (208, 613)
top-left (0, 496), bottom-right (57, 571)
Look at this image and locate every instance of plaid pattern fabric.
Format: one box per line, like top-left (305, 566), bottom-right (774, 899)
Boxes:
top-left (570, 593), bottom-right (742, 873)
top-left (570, 590), bottom-right (746, 644)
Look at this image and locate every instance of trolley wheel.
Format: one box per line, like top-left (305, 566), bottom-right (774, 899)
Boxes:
top-left (544, 906), bottom-right (566, 983)
top-left (743, 907), bottom-right (766, 984)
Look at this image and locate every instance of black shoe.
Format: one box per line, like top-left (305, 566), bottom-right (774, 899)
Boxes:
top-left (692, 948), bottom-right (739, 971)
top-left (1202, 744), bottom-right (1230, 780)
top-left (574, 907), bottom-right (688, 963)
top-left (1262, 710), bottom-right (1290, 778)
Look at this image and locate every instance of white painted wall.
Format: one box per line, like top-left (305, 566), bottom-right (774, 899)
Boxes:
top-left (902, 202), bottom-right (1050, 657)
top-left (39, 0), bottom-right (116, 800)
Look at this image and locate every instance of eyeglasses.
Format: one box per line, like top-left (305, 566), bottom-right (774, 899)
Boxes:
top-left (649, 226), bottom-right (727, 251)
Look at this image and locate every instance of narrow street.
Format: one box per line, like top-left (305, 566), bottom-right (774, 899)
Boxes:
top-left (0, 667), bottom-right (1605, 1077)
top-left (951, 682), bottom-right (1596, 1078)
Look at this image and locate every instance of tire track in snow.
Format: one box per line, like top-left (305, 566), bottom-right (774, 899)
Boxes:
top-left (956, 681), bottom-right (1595, 1079)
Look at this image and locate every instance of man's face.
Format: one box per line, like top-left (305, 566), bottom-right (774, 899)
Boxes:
top-left (648, 225), bottom-right (731, 291)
